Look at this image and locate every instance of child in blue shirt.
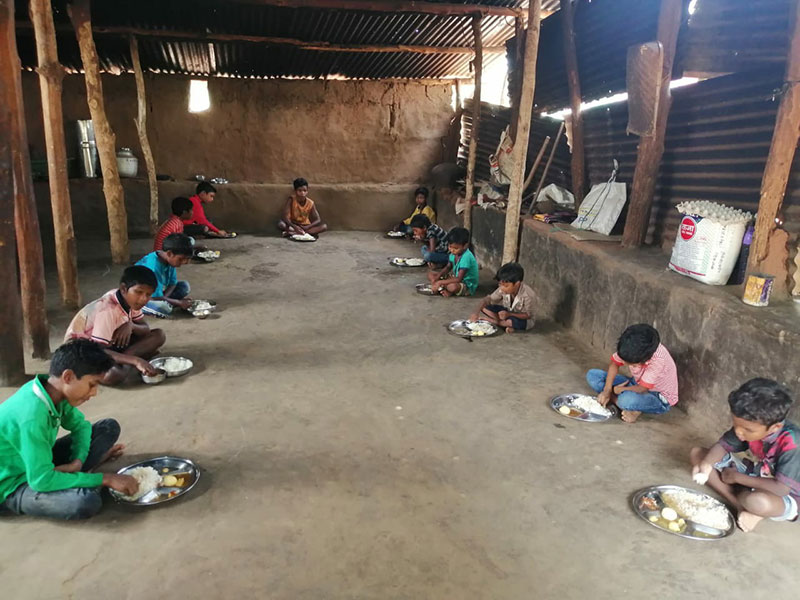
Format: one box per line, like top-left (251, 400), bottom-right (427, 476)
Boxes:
top-left (135, 233), bottom-right (194, 317)
top-left (427, 227), bottom-right (479, 297)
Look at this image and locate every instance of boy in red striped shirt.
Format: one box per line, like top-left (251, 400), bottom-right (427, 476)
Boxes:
top-left (586, 323), bottom-right (679, 423)
top-left (154, 197), bottom-right (193, 251)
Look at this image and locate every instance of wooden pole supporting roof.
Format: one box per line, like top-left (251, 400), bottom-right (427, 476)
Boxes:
top-left (463, 14), bottom-right (483, 231)
top-left (0, 0), bottom-right (27, 384)
top-left (1, 0), bottom-right (50, 358)
top-left (621, 0), bottom-right (683, 248)
top-left (130, 36), bottom-right (159, 236)
top-left (29, 0), bottom-right (81, 308)
top-left (231, 0), bottom-right (524, 17)
top-left (746, 0), bottom-right (800, 295)
top-left (559, 0), bottom-right (585, 208)
top-left (69, 0), bottom-right (130, 265)
top-left (502, 0), bottom-right (543, 264)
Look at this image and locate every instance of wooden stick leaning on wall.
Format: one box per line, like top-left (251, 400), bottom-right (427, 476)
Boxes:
top-left (0, 1), bottom-right (27, 384)
top-left (130, 36), bottom-right (159, 235)
top-left (68, 0), bottom-right (129, 265)
top-left (29, 0), bottom-right (80, 307)
top-left (527, 121), bottom-right (564, 215)
top-left (521, 136), bottom-right (550, 193)
top-left (560, 0), bottom-right (586, 208)
top-left (502, 0), bottom-right (544, 264)
top-left (746, 0), bottom-right (800, 296)
top-left (621, 0), bottom-right (683, 248)
top-left (463, 14), bottom-right (482, 231)
top-left (1, 0), bottom-right (50, 357)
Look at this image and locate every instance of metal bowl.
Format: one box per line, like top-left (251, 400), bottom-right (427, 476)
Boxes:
top-left (141, 369), bottom-right (166, 385)
top-left (150, 356), bottom-right (193, 377)
top-left (390, 257), bottom-right (425, 267)
top-left (110, 456), bottom-right (201, 506)
top-left (190, 300), bottom-right (217, 318)
top-left (196, 250), bottom-right (220, 262)
top-left (415, 283), bottom-right (437, 295)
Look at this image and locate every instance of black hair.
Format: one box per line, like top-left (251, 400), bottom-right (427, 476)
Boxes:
top-left (495, 262), bottom-right (524, 283)
top-left (414, 186), bottom-right (429, 199)
top-left (410, 214), bottom-right (431, 229)
top-left (616, 324), bottom-right (660, 364)
top-left (120, 265), bottom-right (157, 290)
top-left (49, 339), bottom-right (116, 378)
top-left (162, 233), bottom-right (195, 256)
top-left (446, 227), bottom-right (470, 246)
top-left (195, 181), bottom-right (216, 195)
top-left (293, 177), bottom-right (309, 190)
top-left (171, 196), bottom-right (193, 217)
top-left (728, 378), bottom-right (794, 426)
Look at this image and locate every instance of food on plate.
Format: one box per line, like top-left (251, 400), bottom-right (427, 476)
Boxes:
top-left (161, 357), bottom-right (191, 373)
top-left (405, 258), bottom-right (425, 267)
top-left (692, 471), bottom-right (710, 485)
top-left (162, 475), bottom-right (178, 487)
top-left (558, 406), bottom-right (571, 415)
top-left (291, 232), bottom-right (316, 241)
top-left (466, 321), bottom-right (496, 335)
top-left (639, 496), bottom-right (659, 511)
top-left (118, 466), bottom-right (161, 501)
top-left (661, 489), bottom-right (731, 531)
top-left (661, 507), bottom-right (678, 521)
top-left (569, 394), bottom-right (612, 417)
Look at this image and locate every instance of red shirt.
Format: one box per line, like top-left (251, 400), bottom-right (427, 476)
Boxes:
top-left (611, 343), bottom-right (679, 405)
top-left (154, 215), bottom-right (185, 250)
top-left (182, 195), bottom-right (220, 234)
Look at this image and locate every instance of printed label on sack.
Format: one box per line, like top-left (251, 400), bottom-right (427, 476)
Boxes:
top-left (680, 216), bottom-right (698, 241)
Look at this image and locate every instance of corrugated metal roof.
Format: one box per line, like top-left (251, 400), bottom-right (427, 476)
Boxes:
top-left (581, 68), bottom-right (800, 245)
top-left (14, 0), bottom-right (549, 80)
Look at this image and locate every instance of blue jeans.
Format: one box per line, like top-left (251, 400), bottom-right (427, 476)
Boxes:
top-left (0, 419), bottom-right (120, 520)
top-left (484, 304), bottom-right (528, 331)
top-left (421, 246), bottom-right (449, 264)
top-left (586, 369), bottom-right (671, 414)
top-left (144, 280), bottom-right (191, 316)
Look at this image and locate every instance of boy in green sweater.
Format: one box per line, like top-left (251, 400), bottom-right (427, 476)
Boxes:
top-left (0, 340), bottom-right (138, 520)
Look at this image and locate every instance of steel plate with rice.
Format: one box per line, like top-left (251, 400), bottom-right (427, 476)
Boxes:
top-left (289, 233), bottom-right (316, 242)
top-left (390, 257), bottom-right (426, 267)
top-left (386, 231), bottom-right (405, 238)
top-left (550, 393), bottom-right (618, 422)
top-left (110, 456), bottom-right (200, 506)
top-left (150, 356), bottom-right (193, 377)
top-left (631, 485), bottom-right (734, 540)
top-left (447, 320), bottom-right (500, 338)
top-left (189, 299), bottom-right (217, 319)
top-left (195, 250), bottom-right (220, 262)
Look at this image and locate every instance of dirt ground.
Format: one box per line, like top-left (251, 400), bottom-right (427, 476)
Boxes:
top-left (1, 232), bottom-right (798, 599)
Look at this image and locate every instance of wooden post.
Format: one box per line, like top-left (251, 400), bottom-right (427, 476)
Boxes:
top-left (509, 16), bottom-right (524, 140)
top-left (1, 0), bottom-right (50, 358)
top-left (502, 0), bottom-right (543, 263)
top-left (746, 0), bottom-right (800, 294)
top-left (29, 0), bottom-right (81, 308)
top-left (68, 0), bottom-right (129, 264)
top-left (463, 14), bottom-right (482, 230)
top-left (621, 0), bottom-right (683, 248)
top-left (560, 0), bottom-right (586, 208)
top-left (130, 36), bottom-right (159, 235)
top-left (0, 33), bottom-right (26, 384)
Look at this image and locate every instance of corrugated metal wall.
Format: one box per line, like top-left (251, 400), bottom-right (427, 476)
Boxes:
top-left (459, 99), bottom-right (571, 193)
top-left (583, 68), bottom-right (800, 246)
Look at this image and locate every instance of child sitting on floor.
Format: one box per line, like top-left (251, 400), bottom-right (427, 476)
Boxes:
top-left (586, 323), bottom-right (678, 423)
top-left (427, 227), bottom-right (479, 297)
top-left (410, 214), bottom-right (449, 265)
top-left (154, 196), bottom-right (193, 251)
top-left (395, 186), bottom-right (435, 235)
top-left (278, 177), bottom-right (328, 238)
top-left (469, 262), bottom-right (535, 333)
top-left (0, 339), bottom-right (139, 520)
top-left (183, 181), bottom-right (230, 238)
top-left (65, 265), bottom-right (164, 386)
top-left (690, 378), bottom-right (800, 532)
top-left (135, 233), bottom-right (194, 318)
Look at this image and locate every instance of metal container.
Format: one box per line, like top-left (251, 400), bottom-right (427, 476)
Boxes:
top-left (76, 120), bottom-right (98, 178)
top-left (110, 456), bottom-right (201, 506)
top-left (116, 147), bottom-right (139, 177)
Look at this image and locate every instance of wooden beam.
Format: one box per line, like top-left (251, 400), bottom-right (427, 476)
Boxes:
top-left (29, 0), bottom-right (81, 308)
top-left (16, 22), bottom-right (507, 55)
top-left (68, 0), bottom-right (129, 265)
top-left (502, 0), bottom-right (543, 263)
top-left (560, 0), bottom-right (585, 208)
top-left (746, 0), bottom-right (800, 295)
top-left (1, 0), bottom-right (50, 358)
top-left (229, 0), bottom-right (523, 17)
top-left (0, 2), bottom-right (26, 384)
top-left (463, 15), bottom-right (483, 230)
top-left (130, 36), bottom-right (159, 235)
top-left (621, 0), bottom-right (684, 248)
top-left (509, 16), bottom-right (525, 140)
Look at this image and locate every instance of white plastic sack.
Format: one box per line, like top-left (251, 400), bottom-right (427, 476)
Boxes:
top-left (571, 181), bottom-right (627, 235)
top-left (668, 201), bottom-right (752, 285)
top-left (539, 184), bottom-right (575, 209)
top-left (489, 126), bottom-right (514, 186)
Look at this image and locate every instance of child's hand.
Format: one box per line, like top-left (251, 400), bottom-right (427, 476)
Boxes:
top-left (719, 467), bottom-right (740, 485)
top-left (103, 473), bottom-right (139, 496)
top-left (692, 462), bottom-right (713, 485)
top-left (177, 298), bottom-right (193, 310)
top-left (112, 321), bottom-right (133, 348)
top-left (135, 357), bottom-right (159, 376)
top-left (498, 310), bottom-right (509, 320)
top-left (597, 390), bottom-right (611, 406)
top-left (613, 383), bottom-right (628, 395)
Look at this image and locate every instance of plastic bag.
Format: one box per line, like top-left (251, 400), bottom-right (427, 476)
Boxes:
top-left (571, 168), bottom-right (627, 235)
top-left (539, 184), bottom-right (575, 209)
top-left (489, 126), bottom-right (514, 186)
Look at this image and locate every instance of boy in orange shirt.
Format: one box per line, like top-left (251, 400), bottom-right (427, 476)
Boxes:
top-left (278, 178), bottom-right (328, 238)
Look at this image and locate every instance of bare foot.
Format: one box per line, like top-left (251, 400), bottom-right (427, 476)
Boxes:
top-left (621, 410), bottom-right (642, 423)
top-left (440, 289), bottom-right (452, 297)
top-left (505, 327), bottom-right (515, 334)
top-left (98, 443), bottom-right (126, 466)
top-left (737, 510), bottom-right (764, 532)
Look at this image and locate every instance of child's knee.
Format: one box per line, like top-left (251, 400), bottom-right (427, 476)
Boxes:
top-left (150, 328), bottom-right (167, 346)
top-left (62, 490), bottom-right (103, 520)
top-left (586, 368), bottom-right (605, 387)
top-left (741, 491), bottom-right (780, 516)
